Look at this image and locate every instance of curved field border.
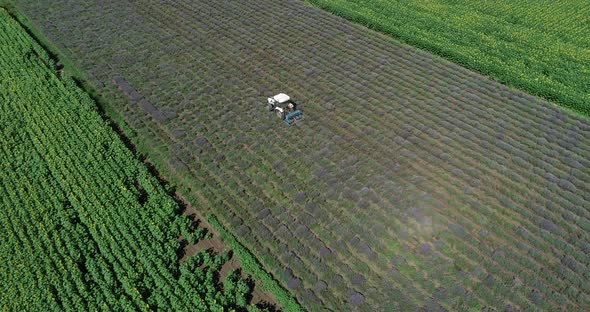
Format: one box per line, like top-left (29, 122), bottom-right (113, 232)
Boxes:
top-left (305, 0), bottom-right (590, 118)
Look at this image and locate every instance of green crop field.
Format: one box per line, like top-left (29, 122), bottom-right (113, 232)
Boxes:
top-left (3, 0), bottom-right (590, 311)
top-left (0, 8), bottom-right (299, 311)
top-left (307, 0), bottom-right (590, 117)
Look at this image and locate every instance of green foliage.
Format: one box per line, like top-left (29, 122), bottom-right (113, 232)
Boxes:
top-left (223, 269), bottom-right (251, 307)
top-left (306, 0), bottom-right (590, 117)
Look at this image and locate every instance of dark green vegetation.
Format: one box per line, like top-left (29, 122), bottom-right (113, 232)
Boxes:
top-left (0, 8), bottom-right (291, 311)
top-left (307, 0), bottom-right (590, 117)
top-left (11, 0), bottom-right (590, 311)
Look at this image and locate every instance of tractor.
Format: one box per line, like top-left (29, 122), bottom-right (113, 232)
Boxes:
top-left (267, 93), bottom-right (303, 125)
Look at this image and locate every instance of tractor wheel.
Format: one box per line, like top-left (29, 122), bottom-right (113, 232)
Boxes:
top-left (276, 110), bottom-right (285, 120)
top-left (268, 103), bottom-right (274, 112)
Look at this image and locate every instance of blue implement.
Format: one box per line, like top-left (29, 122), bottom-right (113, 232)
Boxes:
top-left (284, 110), bottom-right (304, 125)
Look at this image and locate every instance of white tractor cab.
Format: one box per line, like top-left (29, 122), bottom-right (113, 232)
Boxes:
top-left (267, 93), bottom-right (304, 125)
